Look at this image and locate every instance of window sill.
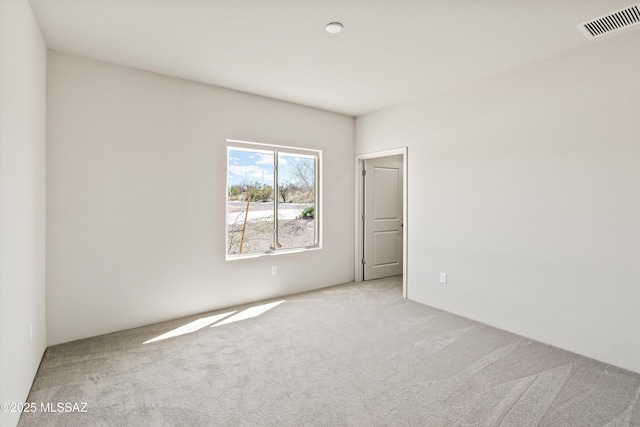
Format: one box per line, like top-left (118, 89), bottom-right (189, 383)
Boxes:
top-left (225, 245), bottom-right (321, 261)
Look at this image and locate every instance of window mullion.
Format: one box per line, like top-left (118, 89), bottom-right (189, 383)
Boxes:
top-left (314, 156), bottom-right (319, 246)
top-left (273, 149), bottom-right (279, 250)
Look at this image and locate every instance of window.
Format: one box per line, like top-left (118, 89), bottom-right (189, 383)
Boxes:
top-left (226, 140), bottom-right (320, 259)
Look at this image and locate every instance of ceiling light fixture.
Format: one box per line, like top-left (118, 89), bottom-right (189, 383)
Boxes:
top-left (325, 22), bottom-right (343, 34)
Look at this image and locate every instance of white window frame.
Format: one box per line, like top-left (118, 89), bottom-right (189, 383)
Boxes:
top-left (226, 139), bottom-right (322, 260)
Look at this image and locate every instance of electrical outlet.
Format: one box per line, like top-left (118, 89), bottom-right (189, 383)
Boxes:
top-left (272, 265), bottom-right (278, 275)
top-left (440, 273), bottom-right (447, 284)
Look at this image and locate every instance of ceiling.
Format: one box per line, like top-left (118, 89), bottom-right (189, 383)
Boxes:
top-left (29, 0), bottom-right (637, 116)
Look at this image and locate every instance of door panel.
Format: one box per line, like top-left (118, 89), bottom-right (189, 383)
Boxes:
top-left (364, 156), bottom-right (403, 280)
top-left (374, 167), bottom-right (400, 219)
top-left (373, 231), bottom-right (399, 266)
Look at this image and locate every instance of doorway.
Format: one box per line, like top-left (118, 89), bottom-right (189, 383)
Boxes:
top-left (355, 148), bottom-right (407, 298)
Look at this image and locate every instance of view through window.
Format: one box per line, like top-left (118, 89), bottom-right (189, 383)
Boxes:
top-left (226, 140), bottom-right (320, 258)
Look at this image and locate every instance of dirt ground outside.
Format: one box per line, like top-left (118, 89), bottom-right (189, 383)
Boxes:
top-left (227, 203), bottom-right (315, 254)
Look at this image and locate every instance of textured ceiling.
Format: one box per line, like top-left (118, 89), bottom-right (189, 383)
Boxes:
top-left (29, 0), bottom-right (638, 116)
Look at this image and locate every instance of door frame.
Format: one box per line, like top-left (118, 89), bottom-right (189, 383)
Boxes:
top-left (355, 147), bottom-right (408, 298)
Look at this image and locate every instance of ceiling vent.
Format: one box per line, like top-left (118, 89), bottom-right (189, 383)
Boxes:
top-left (578, 3), bottom-right (640, 39)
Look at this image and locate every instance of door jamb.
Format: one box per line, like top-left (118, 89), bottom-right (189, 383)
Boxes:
top-left (355, 147), bottom-right (408, 298)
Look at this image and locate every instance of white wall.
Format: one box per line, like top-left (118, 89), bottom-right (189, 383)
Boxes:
top-left (356, 32), bottom-right (640, 373)
top-left (47, 52), bottom-right (354, 345)
top-left (0, 1), bottom-right (48, 426)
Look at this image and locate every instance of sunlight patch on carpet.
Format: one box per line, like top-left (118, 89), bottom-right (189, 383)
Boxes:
top-left (144, 300), bottom-right (286, 344)
top-left (144, 312), bottom-right (236, 344)
top-left (212, 300), bottom-right (285, 328)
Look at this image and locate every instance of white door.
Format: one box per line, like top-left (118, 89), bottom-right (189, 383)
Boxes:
top-left (363, 156), bottom-right (403, 280)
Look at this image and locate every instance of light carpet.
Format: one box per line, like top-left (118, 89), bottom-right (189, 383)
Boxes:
top-left (20, 276), bottom-right (640, 426)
